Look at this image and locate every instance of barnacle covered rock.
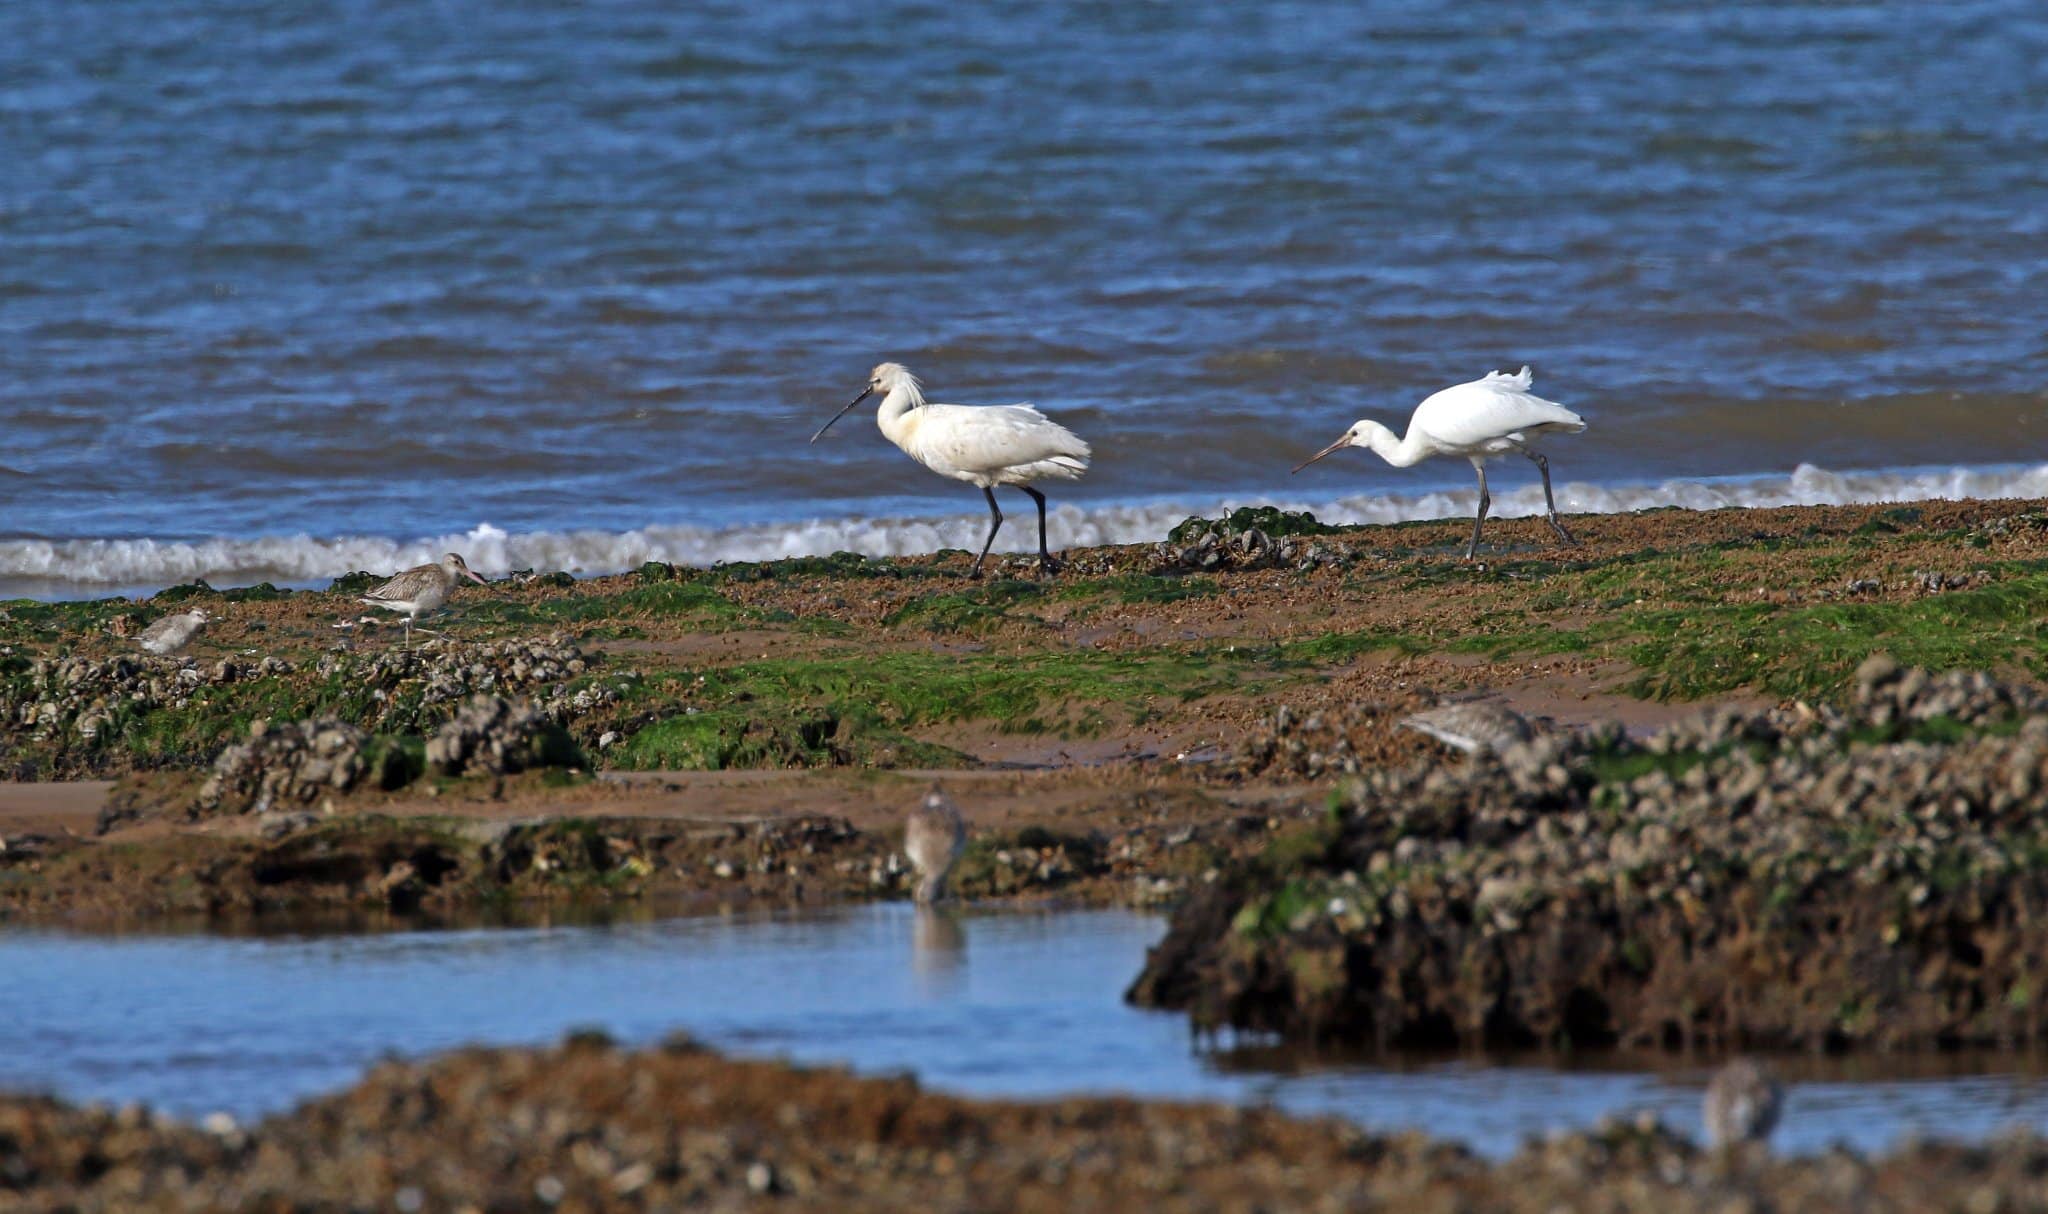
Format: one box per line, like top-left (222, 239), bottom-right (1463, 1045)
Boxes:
top-left (1137, 661), bottom-right (2048, 1052)
top-left (426, 695), bottom-right (583, 777)
top-left (197, 718), bottom-right (369, 816)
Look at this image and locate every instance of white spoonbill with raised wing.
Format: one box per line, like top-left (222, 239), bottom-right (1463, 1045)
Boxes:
top-left (811, 362), bottom-right (1091, 577)
top-left (359, 552), bottom-right (487, 646)
top-left (1294, 366), bottom-right (1586, 560)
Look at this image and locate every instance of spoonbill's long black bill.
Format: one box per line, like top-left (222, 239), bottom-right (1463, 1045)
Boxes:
top-left (1292, 436), bottom-right (1349, 474)
top-left (811, 386), bottom-right (875, 443)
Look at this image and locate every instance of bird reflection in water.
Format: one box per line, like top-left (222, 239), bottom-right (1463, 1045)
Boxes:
top-left (911, 907), bottom-right (968, 996)
top-left (905, 789), bottom-right (970, 994)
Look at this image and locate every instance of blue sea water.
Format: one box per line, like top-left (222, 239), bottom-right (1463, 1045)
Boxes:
top-left (2, 1), bottom-right (2044, 591)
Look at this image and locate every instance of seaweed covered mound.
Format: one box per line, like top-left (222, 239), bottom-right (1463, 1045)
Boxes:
top-left (1130, 659), bottom-right (2048, 1051)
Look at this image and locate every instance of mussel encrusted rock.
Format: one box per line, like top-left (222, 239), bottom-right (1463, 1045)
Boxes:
top-left (1132, 662), bottom-right (2048, 1052)
top-left (198, 718), bottom-right (370, 815)
top-left (425, 695), bottom-right (584, 778)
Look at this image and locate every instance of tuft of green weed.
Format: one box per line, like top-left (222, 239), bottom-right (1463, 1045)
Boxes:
top-left (885, 581), bottom-right (1047, 634)
top-left (221, 583), bottom-right (288, 603)
top-left (1618, 580), bottom-right (2048, 701)
top-left (609, 642), bottom-right (1252, 771)
top-left (462, 581), bottom-right (745, 631)
top-left (327, 571), bottom-right (382, 594)
top-left (709, 551), bottom-right (930, 583)
top-left (613, 706), bottom-right (964, 771)
top-left (1063, 574), bottom-right (1220, 606)
top-left (152, 581), bottom-right (217, 604)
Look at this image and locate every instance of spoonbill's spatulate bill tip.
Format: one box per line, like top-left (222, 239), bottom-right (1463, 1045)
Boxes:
top-left (1294, 366), bottom-right (1586, 559)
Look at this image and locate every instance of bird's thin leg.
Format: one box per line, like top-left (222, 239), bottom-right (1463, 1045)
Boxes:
top-left (1526, 451), bottom-right (1578, 546)
top-left (972, 487), bottom-right (1004, 578)
top-left (1021, 486), bottom-right (1059, 575)
top-left (1465, 464), bottom-right (1491, 561)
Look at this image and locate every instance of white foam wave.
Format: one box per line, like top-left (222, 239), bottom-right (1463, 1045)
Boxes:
top-left (5, 462), bottom-right (2045, 594)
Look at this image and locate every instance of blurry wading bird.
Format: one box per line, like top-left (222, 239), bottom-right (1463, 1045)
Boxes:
top-left (359, 552), bottom-right (487, 646)
top-left (1703, 1057), bottom-right (1784, 1150)
top-left (136, 607), bottom-right (211, 656)
top-left (811, 362), bottom-right (1091, 577)
top-left (1293, 366), bottom-right (1586, 560)
top-left (904, 789), bottom-right (967, 905)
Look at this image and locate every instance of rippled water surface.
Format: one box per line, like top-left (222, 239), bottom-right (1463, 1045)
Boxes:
top-left (6, 905), bottom-right (2048, 1158)
top-left (3, 1), bottom-right (2046, 590)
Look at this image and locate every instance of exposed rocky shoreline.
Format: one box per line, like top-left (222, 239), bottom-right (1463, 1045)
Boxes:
top-left (8, 1036), bottom-right (2048, 1213)
top-left (8, 497), bottom-right (2048, 1028)
top-left (12, 499), bottom-right (2048, 1206)
top-left (1132, 659), bottom-right (2048, 1051)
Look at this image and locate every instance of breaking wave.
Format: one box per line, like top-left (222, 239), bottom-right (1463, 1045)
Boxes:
top-left (5, 461), bottom-right (2046, 595)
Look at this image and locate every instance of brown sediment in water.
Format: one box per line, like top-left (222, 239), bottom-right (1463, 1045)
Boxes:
top-left (7, 1035), bottom-right (2048, 1212)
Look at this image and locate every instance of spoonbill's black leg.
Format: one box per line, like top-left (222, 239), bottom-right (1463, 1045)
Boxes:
top-left (1021, 486), bottom-right (1059, 574)
top-left (1526, 451), bottom-right (1577, 545)
top-left (972, 487), bottom-right (1005, 577)
top-left (1465, 463), bottom-right (1491, 561)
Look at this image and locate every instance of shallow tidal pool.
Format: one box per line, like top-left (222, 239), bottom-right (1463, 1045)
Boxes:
top-left (4, 904), bottom-right (2045, 1158)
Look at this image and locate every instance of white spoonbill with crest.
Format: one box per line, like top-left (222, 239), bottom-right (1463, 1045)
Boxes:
top-left (811, 362), bottom-right (1091, 577)
top-left (1294, 366), bottom-right (1586, 560)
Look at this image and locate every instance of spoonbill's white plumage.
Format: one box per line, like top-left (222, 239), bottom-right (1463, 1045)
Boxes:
top-left (359, 552), bottom-right (487, 647)
top-left (1294, 366), bottom-right (1586, 560)
top-left (811, 362), bottom-right (1091, 576)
